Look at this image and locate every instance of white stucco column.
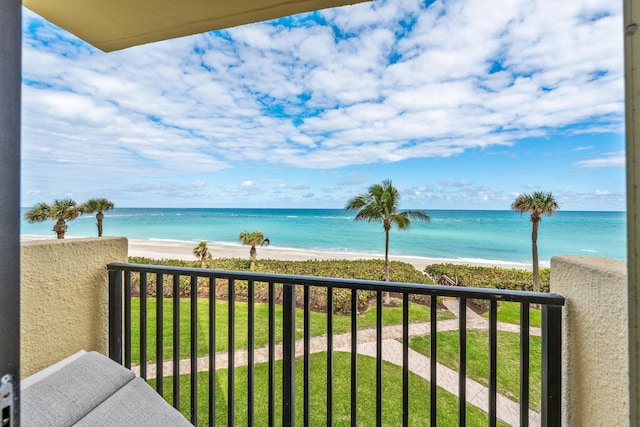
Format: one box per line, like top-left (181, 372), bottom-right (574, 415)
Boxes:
top-left (20, 237), bottom-right (128, 377)
top-left (551, 256), bottom-right (628, 426)
top-left (625, 2), bottom-right (640, 425)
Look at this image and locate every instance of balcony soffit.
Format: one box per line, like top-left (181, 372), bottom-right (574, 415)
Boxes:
top-left (22, 0), bottom-right (370, 52)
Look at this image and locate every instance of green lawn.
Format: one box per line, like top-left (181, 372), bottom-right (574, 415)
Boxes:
top-left (130, 259), bottom-right (536, 424)
top-left (410, 330), bottom-right (542, 411)
top-left (482, 301), bottom-right (542, 327)
top-left (132, 298), bottom-right (455, 364)
top-left (150, 352), bottom-right (508, 426)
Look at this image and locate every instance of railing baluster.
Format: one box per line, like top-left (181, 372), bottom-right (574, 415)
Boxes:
top-left (125, 271), bottom-right (132, 369)
top-left (228, 279), bottom-right (235, 427)
top-left (268, 281), bottom-right (275, 427)
top-left (108, 269), bottom-right (123, 364)
top-left (430, 293), bottom-right (437, 427)
top-left (140, 271), bottom-right (148, 380)
top-left (283, 283), bottom-right (296, 427)
top-left (351, 289), bottom-right (358, 427)
top-left (489, 300), bottom-right (498, 427)
top-left (542, 305), bottom-right (562, 426)
top-left (458, 297), bottom-right (467, 425)
top-left (172, 274), bottom-right (180, 411)
top-left (520, 302), bottom-right (530, 427)
top-left (304, 285), bottom-right (310, 427)
top-left (376, 291), bottom-right (382, 427)
top-left (156, 273), bottom-right (164, 397)
top-left (248, 280), bottom-right (255, 426)
top-left (327, 286), bottom-right (333, 426)
top-left (190, 275), bottom-right (198, 425)
top-left (209, 277), bottom-right (216, 427)
top-left (402, 292), bottom-right (409, 427)
top-left (105, 262), bottom-right (565, 427)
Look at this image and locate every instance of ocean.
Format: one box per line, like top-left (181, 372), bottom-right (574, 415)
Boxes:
top-left (20, 208), bottom-right (626, 266)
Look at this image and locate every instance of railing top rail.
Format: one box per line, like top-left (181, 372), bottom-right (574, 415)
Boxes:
top-left (107, 262), bottom-right (565, 306)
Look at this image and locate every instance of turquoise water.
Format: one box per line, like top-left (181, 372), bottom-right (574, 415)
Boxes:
top-left (20, 208), bottom-right (626, 264)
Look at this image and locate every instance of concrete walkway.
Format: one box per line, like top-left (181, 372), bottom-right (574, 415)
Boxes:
top-left (134, 300), bottom-right (542, 426)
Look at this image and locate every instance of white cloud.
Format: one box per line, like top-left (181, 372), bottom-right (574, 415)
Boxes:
top-left (19, 0), bottom-right (625, 206)
top-left (406, 184), bottom-right (514, 207)
top-left (439, 179), bottom-right (473, 188)
top-left (575, 151), bottom-right (625, 168)
top-left (553, 189), bottom-right (625, 210)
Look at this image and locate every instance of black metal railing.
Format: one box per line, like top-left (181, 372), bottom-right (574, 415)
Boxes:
top-left (107, 262), bottom-right (564, 426)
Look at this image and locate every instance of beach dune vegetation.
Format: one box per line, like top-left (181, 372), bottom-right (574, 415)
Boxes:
top-left (127, 257), bottom-right (436, 314)
top-left (345, 179), bottom-right (430, 302)
top-left (193, 240), bottom-right (212, 268)
top-left (237, 230), bottom-right (270, 271)
top-left (80, 197), bottom-right (114, 237)
top-left (24, 199), bottom-right (80, 239)
top-left (511, 191), bottom-right (559, 292)
top-left (424, 263), bottom-right (550, 293)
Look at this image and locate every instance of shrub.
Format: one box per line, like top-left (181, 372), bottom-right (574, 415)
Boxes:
top-left (424, 263), bottom-right (550, 293)
top-left (126, 257), bottom-right (435, 313)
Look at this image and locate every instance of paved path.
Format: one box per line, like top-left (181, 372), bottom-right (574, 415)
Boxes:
top-left (134, 300), bottom-right (542, 426)
top-left (347, 339), bottom-right (540, 426)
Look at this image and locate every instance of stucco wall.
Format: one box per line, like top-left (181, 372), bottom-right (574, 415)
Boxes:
top-left (21, 237), bottom-right (128, 377)
top-left (551, 255), bottom-right (627, 426)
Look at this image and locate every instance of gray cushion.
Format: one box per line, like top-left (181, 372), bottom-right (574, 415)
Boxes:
top-left (22, 351), bottom-right (192, 427)
top-left (74, 377), bottom-right (192, 426)
top-left (22, 352), bottom-right (136, 426)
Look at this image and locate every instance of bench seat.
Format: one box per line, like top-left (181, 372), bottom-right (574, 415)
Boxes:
top-left (21, 351), bottom-right (191, 426)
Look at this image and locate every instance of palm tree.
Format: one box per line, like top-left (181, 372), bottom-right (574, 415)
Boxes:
top-left (24, 199), bottom-right (80, 239)
top-left (345, 179), bottom-right (431, 292)
top-left (193, 241), bottom-right (212, 269)
top-left (237, 230), bottom-right (270, 271)
top-left (511, 191), bottom-right (559, 292)
top-left (80, 198), bottom-right (114, 237)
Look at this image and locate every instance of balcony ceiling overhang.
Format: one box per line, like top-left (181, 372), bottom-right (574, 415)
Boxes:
top-left (23, 0), bottom-right (369, 52)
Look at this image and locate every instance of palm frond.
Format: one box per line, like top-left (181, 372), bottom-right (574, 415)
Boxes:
top-left (193, 241), bottom-right (209, 257)
top-left (238, 230), bottom-right (269, 246)
top-left (346, 180), bottom-right (431, 229)
top-left (81, 198), bottom-right (115, 214)
top-left (51, 199), bottom-right (79, 221)
top-left (24, 202), bottom-right (51, 223)
top-left (511, 192), bottom-right (559, 220)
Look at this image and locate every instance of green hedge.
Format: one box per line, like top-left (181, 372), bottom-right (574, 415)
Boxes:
top-left (424, 263), bottom-right (550, 293)
top-left (127, 257), bottom-right (434, 313)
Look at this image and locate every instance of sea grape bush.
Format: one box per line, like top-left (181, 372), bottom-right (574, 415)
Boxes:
top-left (424, 263), bottom-right (550, 293)
top-left (126, 257), bottom-right (434, 313)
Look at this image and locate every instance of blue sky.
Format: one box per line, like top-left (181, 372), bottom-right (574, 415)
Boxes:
top-left (21, 0), bottom-right (625, 210)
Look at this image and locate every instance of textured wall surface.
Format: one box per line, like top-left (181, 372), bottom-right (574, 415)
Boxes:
top-left (21, 237), bottom-right (128, 377)
top-left (551, 255), bottom-right (627, 426)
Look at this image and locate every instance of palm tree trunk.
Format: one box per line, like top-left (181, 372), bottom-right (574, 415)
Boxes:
top-left (201, 254), bottom-right (207, 269)
top-left (96, 212), bottom-right (104, 237)
top-left (384, 227), bottom-right (390, 304)
top-left (53, 219), bottom-right (66, 239)
top-left (532, 220), bottom-right (539, 292)
top-left (250, 245), bottom-right (257, 271)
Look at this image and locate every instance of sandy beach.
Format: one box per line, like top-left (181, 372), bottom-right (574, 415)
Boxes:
top-left (127, 239), bottom-right (531, 271)
top-left (20, 235), bottom-right (532, 270)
